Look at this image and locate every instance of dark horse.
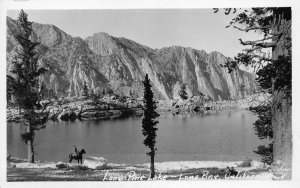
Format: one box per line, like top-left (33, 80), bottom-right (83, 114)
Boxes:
top-left (69, 149), bottom-right (86, 164)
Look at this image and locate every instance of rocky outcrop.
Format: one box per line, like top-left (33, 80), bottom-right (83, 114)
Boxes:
top-left (7, 97), bottom-right (143, 122)
top-left (6, 17), bottom-right (258, 101)
top-left (166, 92), bottom-right (270, 114)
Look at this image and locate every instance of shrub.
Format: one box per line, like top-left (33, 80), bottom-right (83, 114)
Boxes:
top-left (56, 162), bottom-right (68, 169)
top-left (66, 165), bottom-right (89, 171)
top-left (238, 159), bottom-right (252, 167)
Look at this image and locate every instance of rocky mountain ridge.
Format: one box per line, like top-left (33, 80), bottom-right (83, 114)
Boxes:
top-left (6, 17), bottom-right (258, 101)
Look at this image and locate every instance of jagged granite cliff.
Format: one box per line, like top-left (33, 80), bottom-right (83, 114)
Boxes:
top-left (6, 17), bottom-right (258, 101)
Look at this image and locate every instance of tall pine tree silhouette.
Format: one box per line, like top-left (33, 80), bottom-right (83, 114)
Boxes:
top-left (142, 74), bottom-right (160, 178)
top-left (82, 81), bottom-right (89, 97)
top-left (7, 10), bottom-right (48, 163)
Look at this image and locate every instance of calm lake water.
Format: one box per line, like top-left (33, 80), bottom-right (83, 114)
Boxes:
top-left (7, 110), bottom-right (266, 164)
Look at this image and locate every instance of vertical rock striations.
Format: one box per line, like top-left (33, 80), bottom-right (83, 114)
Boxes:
top-left (7, 17), bottom-right (257, 101)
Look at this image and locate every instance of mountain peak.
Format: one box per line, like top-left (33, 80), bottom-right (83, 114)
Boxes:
top-left (85, 32), bottom-right (118, 56)
top-left (89, 32), bottom-right (112, 38)
top-left (6, 18), bottom-right (258, 100)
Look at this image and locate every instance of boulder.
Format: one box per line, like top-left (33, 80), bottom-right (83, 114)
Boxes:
top-left (57, 109), bottom-right (69, 121)
top-left (205, 106), bottom-right (212, 110)
top-left (68, 110), bottom-right (77, 121)
top-left (193, 106), bottom-right (200, 112)
top-left (81, 111), bottom-right (109, 120)
top-left (57, 109), bottom-right (77, 121)
top-left (83, 156), bottom-right (108, 169)
top-left (56, 162), bottom-right (68, 169)
top-left (74, 110), bottom-right (81, 118)
top-left (250, 160), bottom-right (264, 168)
top-left (172, 100), bottom-right (178, 107)
top-left (109, 110), bottom-right (122, 118)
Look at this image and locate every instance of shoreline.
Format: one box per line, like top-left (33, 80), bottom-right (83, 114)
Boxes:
top-left (7, 156), bottom-right (273, 181)
top-left (7, 93), bottom-right (270, 122)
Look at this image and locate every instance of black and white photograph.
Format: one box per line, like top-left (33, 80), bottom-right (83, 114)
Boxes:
top-left (1, 0), bottom-right (299, 186)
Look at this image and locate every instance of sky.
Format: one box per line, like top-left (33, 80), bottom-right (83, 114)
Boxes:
top-left (7, 9), bottom-right (263, 60)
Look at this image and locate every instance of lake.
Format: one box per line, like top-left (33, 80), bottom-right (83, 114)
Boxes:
top-left (7, 110), bottom-right (266, 164)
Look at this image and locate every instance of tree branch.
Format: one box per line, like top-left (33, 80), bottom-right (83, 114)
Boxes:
top-left (244, 46), bottom-right (261, 54)
top-left (251, 55), bottom-right (273, 62)
top-left (233, 25), bottom-right (271, 32)
top-left (238, 39), bottom-right (277, 48)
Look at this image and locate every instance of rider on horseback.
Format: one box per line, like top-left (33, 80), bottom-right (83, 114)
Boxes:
top-left (73, 145), bottom-right (78, 157)
top-left (69, 146), bottom-right (86, 164)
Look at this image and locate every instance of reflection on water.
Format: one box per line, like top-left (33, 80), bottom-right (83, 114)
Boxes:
top-left (7, 110), bottom-right (267, 164)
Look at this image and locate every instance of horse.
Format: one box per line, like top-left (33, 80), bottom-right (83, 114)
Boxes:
top-left (69, 149), bottom-right (86, 164)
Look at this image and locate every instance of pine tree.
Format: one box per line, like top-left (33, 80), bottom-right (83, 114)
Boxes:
top-left (250, 104), bottom-right (273, 164)
top-left (178, 83), bottom-right (188, 100)
top-left (142, 74), bottom-right (160, 178)
top-left (39, 81), bottom-right (47, 100)
top-left (133, 91), bottom-right (139, 99)
top-left (7, 10), bottom-right (48, 163)
top-left (82, 81), bottom-right (88, 97)
top-left (106, 87), bottom-right (113, 96)
top-left (90, 89), bottom-right (100, 105)
top-left (239, 83), bottom-right (246, 99)
top-left (214, 8), bottom-right (292, 167)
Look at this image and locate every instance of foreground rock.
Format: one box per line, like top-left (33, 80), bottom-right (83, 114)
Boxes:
top-left (83, 156), bottom-right (108, 170)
